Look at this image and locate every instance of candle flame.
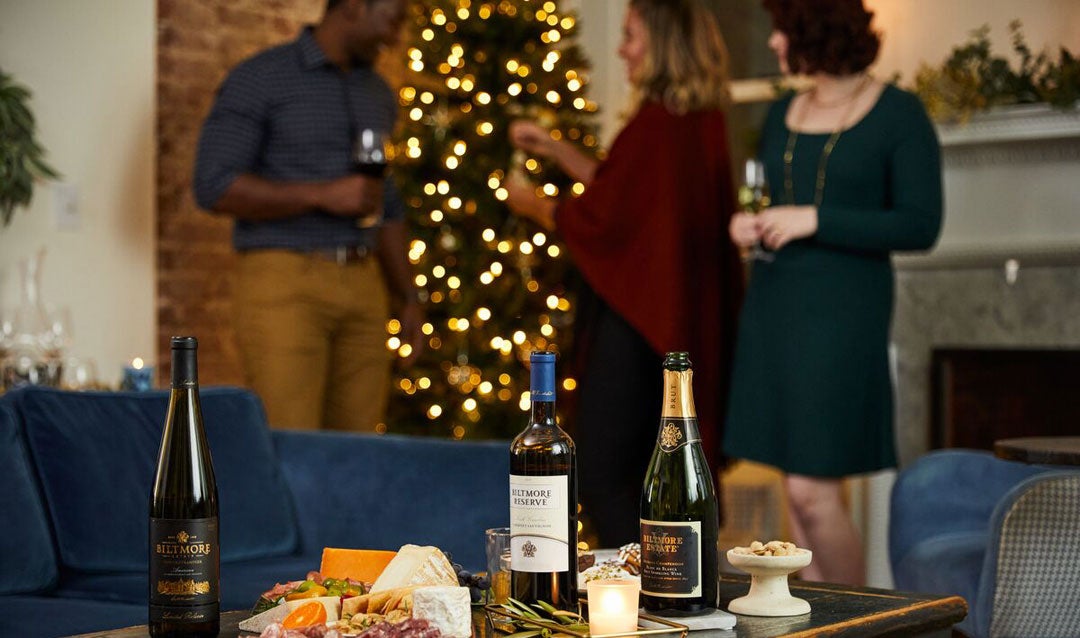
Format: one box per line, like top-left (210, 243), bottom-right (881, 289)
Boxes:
top-left (600, 589), bottom-right (628, 613)
top-left (132, 357), bottom-right (144, 370)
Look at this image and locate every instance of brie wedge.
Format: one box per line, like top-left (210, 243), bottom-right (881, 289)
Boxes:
top-left (412, 586), bottom-right (472, 638)
top-left (370, 545), bottom-right (458, 592)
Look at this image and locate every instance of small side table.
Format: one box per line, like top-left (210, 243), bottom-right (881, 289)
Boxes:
top-left (994, 436), bottom-right (1080, 466)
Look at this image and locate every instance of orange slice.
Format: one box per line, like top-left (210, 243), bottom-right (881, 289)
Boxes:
top-left (282, 600), bottom-right (327, 629)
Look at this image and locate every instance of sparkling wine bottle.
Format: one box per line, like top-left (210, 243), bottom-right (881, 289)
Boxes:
top-left (640, 352), bottom-right (719, 615)
top-left (510, 351), bottom-right (578, 609)
top-left (149, 336), bottom-right (220, 637)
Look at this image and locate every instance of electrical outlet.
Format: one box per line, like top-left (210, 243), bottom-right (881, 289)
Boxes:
top-left (52, 182), bottom-right (80, 230)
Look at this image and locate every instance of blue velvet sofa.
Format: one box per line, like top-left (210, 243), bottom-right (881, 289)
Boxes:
top-left (0, 386), bottom-right (510, 637)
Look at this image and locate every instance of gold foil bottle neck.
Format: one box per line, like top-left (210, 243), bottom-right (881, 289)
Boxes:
top-left (661, 368), bottom-right (697, 418)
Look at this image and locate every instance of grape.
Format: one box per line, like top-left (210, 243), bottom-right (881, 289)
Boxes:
top-left (449, 563), bottom-right (492, 602)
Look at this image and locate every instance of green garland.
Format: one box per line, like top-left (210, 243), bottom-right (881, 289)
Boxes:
top-left (913, 21), bottom-right (1080, 123)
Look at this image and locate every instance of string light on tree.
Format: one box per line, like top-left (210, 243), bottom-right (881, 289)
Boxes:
top-left (386, 0), bottom-right (599, 439)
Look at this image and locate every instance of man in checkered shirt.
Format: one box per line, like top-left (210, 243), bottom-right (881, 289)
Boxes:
top-left (194, 0), bottom-right (421, 432)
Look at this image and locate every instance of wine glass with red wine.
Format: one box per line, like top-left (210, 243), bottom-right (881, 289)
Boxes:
top-left (354, 128), bottom-right (391, 228)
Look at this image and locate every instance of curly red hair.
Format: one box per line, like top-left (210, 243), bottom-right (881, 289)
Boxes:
top-left (762, 0), bottom-right (881, 75)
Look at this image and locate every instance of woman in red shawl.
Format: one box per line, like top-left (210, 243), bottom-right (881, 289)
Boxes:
top-left (505, 0), bottom-right (744, 547)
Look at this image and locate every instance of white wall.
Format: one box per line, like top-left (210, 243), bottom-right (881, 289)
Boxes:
top-left (567, 0), bottom-right (630, 146)
top-left (0, 0), bottom-right (156, 384)
top-left (867, 0), bottom-right (1080, 83)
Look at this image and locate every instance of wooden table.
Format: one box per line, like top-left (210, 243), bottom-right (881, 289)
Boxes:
top-left (994, 436), bottom-right (1080, 465)
top-left (713, 574), bottom-right (965, 637)
top-left (68, 575), bottom-right (966, 638)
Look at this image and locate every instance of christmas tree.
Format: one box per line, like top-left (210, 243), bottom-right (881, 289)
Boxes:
top-left (386, 0), bottom-right (601, 439)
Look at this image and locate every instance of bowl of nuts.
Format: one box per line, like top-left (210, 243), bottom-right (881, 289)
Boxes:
top-left (726, 541), bottom-right (812, 617)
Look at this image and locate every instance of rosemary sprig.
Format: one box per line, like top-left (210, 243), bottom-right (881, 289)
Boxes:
top-left (494, 598), bottom-right (590, 637)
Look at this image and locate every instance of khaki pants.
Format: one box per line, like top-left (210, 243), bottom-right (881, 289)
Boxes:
top-left (233, 250), bottom-right (390, 431)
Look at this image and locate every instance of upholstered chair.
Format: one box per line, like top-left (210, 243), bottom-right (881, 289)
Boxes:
top-left (890, 449), bottom-right (1080, 637)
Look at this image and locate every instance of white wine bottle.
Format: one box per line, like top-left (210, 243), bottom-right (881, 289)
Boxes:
top-left (510, 351), bottom-right (578, 609)
top-left (149, 336), bottom-right (220, 637)
top-left (640, 352), bottom-right (719, 615)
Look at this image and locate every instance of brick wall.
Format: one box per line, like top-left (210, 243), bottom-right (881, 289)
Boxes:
top-left (156, 0), bottom-right (404, 384)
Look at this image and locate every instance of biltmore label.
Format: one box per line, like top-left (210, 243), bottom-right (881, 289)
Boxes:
top-left (640, 520), bottom-right (701, 597)
top-left (510, 474), bottom-right (570, 572)
top-left (149, 517), bottom-right (219, 622)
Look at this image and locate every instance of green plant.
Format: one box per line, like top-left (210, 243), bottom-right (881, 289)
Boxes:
top-left (1038, 47), bottom-right (1080, 108)
top-left (0, 68), bottom-right (59, 227)
top-left (913, 21), bottom-right (1080, 122)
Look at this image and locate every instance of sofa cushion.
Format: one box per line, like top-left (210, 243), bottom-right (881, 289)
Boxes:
top-left (275, 430), bottom-right (511, 571)
top-left (0, 594), bottom-right (146, 638)
top-left (11, 387), bottom-right (298, 572)
top-left (56, 552), bottom-right (322, 611)
top-left (0, 402), bottom-right (58, 594)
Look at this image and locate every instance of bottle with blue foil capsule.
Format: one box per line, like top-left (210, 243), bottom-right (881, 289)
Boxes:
top-left (509, 351), bottom-right (578, 609)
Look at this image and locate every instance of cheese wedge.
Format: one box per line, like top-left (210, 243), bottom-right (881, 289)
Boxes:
top-left (320, 548), bottom-right (398, 583)
top-left (370, 545), bottom-right (458, 593)
top-left (412, 586), bottom-right (472, 638)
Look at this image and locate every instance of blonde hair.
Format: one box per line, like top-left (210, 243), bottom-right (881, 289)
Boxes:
top-left (629, 0), bottom-right (731, 114)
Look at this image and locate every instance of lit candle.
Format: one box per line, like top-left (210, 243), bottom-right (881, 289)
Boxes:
top-left (122, 357), bottom-right (154, 392)
top-left (587, 579), bottom-right (640, 636)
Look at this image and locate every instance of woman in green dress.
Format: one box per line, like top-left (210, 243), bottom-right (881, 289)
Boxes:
top-left (724, 0), bottom-right (942, 584)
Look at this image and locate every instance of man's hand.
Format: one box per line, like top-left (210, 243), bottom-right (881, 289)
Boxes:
top-left (319, 175), bottom-right (384, 218)
top-left (758, 205), bottom-right (818, 250)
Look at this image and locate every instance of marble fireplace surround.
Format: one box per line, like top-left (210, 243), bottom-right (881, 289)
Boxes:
top-left (855, 105), bottom-right (1080, 587)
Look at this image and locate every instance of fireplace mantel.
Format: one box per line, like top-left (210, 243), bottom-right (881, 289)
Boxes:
top-left (895, 103), bottom-right (1080, 269)
top-left (936, 103), bottom-right (1080, 147)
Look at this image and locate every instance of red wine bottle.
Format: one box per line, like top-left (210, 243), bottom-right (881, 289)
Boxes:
top-left (510, 351), bottom-right (579, 609)
top-left (149, 336), bottom-right (220, 637)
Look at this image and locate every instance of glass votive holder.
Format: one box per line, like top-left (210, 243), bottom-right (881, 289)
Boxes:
top-left (121, 358), bottom-right (154, 391)
top-left (586, 579), bottom-right (641, 636)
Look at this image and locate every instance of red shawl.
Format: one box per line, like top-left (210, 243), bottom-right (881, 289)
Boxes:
top-left (555, 101), bottom-right (744, 470)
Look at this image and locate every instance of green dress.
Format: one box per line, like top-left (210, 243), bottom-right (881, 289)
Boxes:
top-left (723, 85), bottom-right (942, 477)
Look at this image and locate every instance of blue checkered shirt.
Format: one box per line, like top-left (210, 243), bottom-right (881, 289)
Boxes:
top-left (193, 28), bottom-right (404, 251)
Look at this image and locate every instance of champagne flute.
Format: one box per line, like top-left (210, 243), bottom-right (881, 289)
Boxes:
top-left (353, 128), bottom-right (391, 228)
top-left (738, 159), bottom-right (774, 262)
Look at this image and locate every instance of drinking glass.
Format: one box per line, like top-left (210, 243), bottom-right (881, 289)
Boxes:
top-left (60, 356), bottom-right (98, 391)
top-left (738, 159), bottom-right (774, 263)
top-left (353, 128), bottom-right (391, 229)
top-left (43, 305), bottom-right (73, 357)
top-left (485, 527), bottom-right (511, 604)
top-left (0, 307), bottom-right (14, 357)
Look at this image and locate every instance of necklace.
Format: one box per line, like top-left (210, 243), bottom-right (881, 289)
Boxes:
top-left (783, 75), bottom-right (872, 207)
